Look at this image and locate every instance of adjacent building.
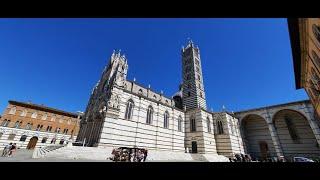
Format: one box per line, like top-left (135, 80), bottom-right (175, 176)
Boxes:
top-left (288, 18), bottom-right (320, 117)
top-left (0, 100), bottom-right (82, 149)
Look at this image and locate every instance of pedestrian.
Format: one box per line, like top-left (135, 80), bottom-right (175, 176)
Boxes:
top-left (2, 143), bottom-right (12, 157)
top-left (143, 149), bottom-right (148, 162)
top-left (8, 143), bottom-right (17, 157)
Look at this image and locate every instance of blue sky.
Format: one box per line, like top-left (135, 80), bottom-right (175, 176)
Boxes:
top-left (0, 18), bottom-right (307, 114)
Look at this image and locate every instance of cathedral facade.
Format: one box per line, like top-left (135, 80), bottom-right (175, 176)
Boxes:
top-left (76, 41), bottom-right (244, 157)
top-left (76, 40), bottom-right (320, 161)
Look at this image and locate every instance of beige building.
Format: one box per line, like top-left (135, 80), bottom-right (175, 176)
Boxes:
top-left (0, 100), bottom-right (82, 149)
top-left (288, 18), bottom-right (320, 117)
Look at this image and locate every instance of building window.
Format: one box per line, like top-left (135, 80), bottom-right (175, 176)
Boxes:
top-left (146, 106), bottom-right (153, 125)
top-left (217, 121), bottom-right (224, 134)
top-left (138, 89), bottom-right (143, 95)
top-left (186, 74), bottom-right (191, 80)
top-left (312, 24), bottom-right (320, 45)
top-left (13, 121), bottom-right (22, 128)
top-left (36, 124), bottom-right (43, 131)
top-left (55, 127), bottom-right (61, 133)
top-left (59, 139), bottom-right (65, 145)
top-left (284, 116), bottom-right (300, 143)
top-left (0, 132), bottom-right (3, 139)
top-left (8, 134), bottom-right (16, 140)
top-left (164, 111), bottom-right (169, 129)
top-left (188, 92), bottom-right (191, 97)
top-left (9, 107), bottom-right (16, 115)
top-left (311, 68), bottom-right (320, 85)
top-left (153, 95), bottom-right (157, 100)
top-left (198, 75), bottom-right (201, 81)
top-left (187, 84), bottom-right (191, 88)
top-left (190, 117), bottom-right (196, 132)
top-left (46, 126), bottom-right (52, 132)
top-left (19, 135), bottom-right (27, 142)
top-left (309, 80), bottom-right (320, 97)
top-left (178, 116), bottom-right (182, 132)
top-left (51, 138), bottom-right (56, 144)
top-left (196, 67), bottom-right (200, 73)
top-left (63, 129), bottom-right (69, 134)
top-left (25, 123), bottom-right (33, 130)
top-left (200, 92), bottom-right (203, 98)
top-left (41, 137), bottom-right (48, 143)
top-left (20, 110), bottom-right (27, 117)
top-left (51, 115), bottom-right (56, 122)
top-left (1, 119), bottom-right (11, 127)
top-left (41, 113), bottom-right (47, 120)
top-left (207, 117), bottom-right (211, 133)
top-left (125, 99), bottom-right (134, 120)
top-left (31, 112), bottom-right (37, 119)
top-left (311, 50), bottom-right (320, 68)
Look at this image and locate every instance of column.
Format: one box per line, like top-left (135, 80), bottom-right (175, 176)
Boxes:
top-left (267, 122), bottom-right (284, 157)
top-left (302, 102), bottom-right (320, 146)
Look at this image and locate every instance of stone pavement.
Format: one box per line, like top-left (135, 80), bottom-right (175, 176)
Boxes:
top-left (0, 149), bottom-right (112, 162)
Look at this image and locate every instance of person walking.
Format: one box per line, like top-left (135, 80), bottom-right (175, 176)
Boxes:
top-left (143, 149), bottom-right (148, 162)
top-left (1, 143), bottom-right (12, 157)
top-left (8, 143), bottom-right (17, 157)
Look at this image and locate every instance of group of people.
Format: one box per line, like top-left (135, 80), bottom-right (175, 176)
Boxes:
top-left (110, 147), bottom-right (148, 162)
top-left (1, 143), bottom-right (17, 157)
top-left (229, 153), bottom-right (252, 162)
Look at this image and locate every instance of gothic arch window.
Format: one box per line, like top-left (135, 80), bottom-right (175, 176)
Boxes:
top-left (19, 135), bottom-right (27, 142)
top-left (146, 106), bottom-right (153, 125)
top-left (125, 99), bottom-right (134, 120)
top-left (207, 117), bottom-right (211, 133)
top-left (217, 120), bottom-right (224, 134)
top-left (190, 117), bottom-right (196, 132)
top-left (31, 112), bottom-right (37, 119)
top-left (36, 124), bottom-right (43, 131)
top-left (20, 110), bottom-right (27, 117)
top-left (200, 92), bottom-right (203, 98)
top-left (312, 24), bottom-right (320, 45)
top-left (178, 116), bottom-right (182, 132)
top-left (311, 68), bottom-right (320, 84)
top-left (138, 89), bottom-right (143, 95)
top-left (13, 121), bottom-right (22, 128)
top-left (25, 123), bottom-right (33, 130)
top-left (153, 95), bottom-right (157, 100)
top-left (164, 111), bottom-right (169, 129)
top-left (311, 50), bottom-right (320, 68)
top-left (1, 119), bottom-right (10, 127)
top-left (9, 107), bottom-right (16, 115)
top-left (284, 116), bottom-right (300, 143)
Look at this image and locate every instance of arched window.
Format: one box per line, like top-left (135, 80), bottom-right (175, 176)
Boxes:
top-left (200, 92), bottom-right (203, 98)
top-left (41, 113), bottom-right (47, 120)
top-left (25, 123), bottom-right (33, 130)
top-left (146, 106), bottom-right (153, 125)
top-left (284, 116), bottom-right (300, 143)
top-left (46, 126), bottom-right (52, 132)
top-left (311, 50), bottom-right (320, 68)
top-left (312, 24), bottom-right (320, 45)
top-left (41, 137), bottom-right (48, 143)
top-left (207, 117), bottom-right (211, 133)
top-left (311, 68), bottom-right (320, 85)
top-left (188, 92), bottom-right (191, 97)
top-left (153, 95), bottom-right (157, 100)
top-left (13, 121), bottom-right (22, 128)
top-left (31, 112), bottom-right (37, 119)
top-left (8, 134), bottom-right (16, 140)
top-left (178, 116), bottom-right (182, 132)
top-left (55, 127), bottom-right (61, 133)
top-left (125, 99), bottom-right (134, 120)
top-left (138, 89), bottom-right (143, 95)
top-left (36, 124), bottom-right (43, 131)
top-left (1, 119), bottom-right (11, 127)
top-left (217, 121), bottom-right (224, 134)
top-left (20, 110), bottom-right (27, 117)
top-left (164, 111), bottom-right (169, 129)
top-left (9, 107), bottom-right (16, 115)
top-left (190, 117), bottom-right (196, 132)
top-left (309, 80), bottom-right (320, 97)
top-left (19, 135), bottom-right (27, 142)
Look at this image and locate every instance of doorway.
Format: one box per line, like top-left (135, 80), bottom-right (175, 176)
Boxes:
top-left (191, 141), bottom-right (198, 153)
top-left (27, 136), bottom-right (38, 149)
top-left (259, 141), bottom-right (269, 160)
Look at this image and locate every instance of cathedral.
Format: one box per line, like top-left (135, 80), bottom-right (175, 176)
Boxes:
top-left (76, 40), bottom-right (320, 161)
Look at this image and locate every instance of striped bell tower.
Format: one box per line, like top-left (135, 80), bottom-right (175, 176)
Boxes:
top-left (181, 40), bottom-right (207, 110)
